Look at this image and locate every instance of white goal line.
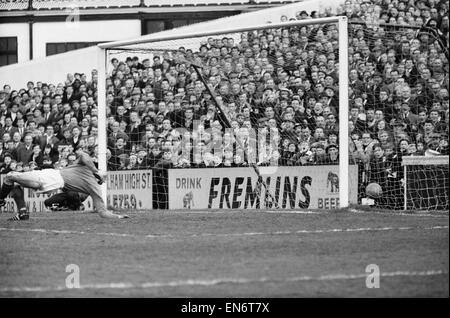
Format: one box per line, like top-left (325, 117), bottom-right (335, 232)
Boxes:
top-left (0, 225), bottom-right (447, 240)
top-left (2, 209), bottom-right (447, 217)
top-left (348, 208), bottom-right (449, 218)
top-left (0, 270), bottom-right (447, 293)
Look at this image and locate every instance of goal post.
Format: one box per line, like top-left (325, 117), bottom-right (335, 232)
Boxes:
top-left (97, 46), bottom-right (108, 204)
top-left (338, 16), bottom-right (349, 208)
top-left (96, 16), bottom-right (352, 210)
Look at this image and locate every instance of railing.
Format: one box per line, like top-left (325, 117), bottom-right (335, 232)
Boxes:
top-left (0, 0), bottom-right (299, 11)
top-left (143, 0), bottom-right (250, 6)
top-left (0, 0), bottom-right (29, 11)
top-left (31, 0), bottom-right (141, 10)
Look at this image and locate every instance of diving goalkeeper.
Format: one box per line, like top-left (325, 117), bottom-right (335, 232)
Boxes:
top-left (0, 146), bottom-right (129, 221)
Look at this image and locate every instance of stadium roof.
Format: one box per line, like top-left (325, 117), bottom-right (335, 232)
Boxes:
top-left (0, 0), bottom-right (301, 11)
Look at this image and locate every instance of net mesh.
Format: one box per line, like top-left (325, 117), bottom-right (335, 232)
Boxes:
top-left (105, 22), bottom-right (344, 210)
top-left (404, 161), bottom-right (449, 211)
top-left (105, 18), bottom-right (449, 211)
top-left (346, 21), bottom-right (449, 210)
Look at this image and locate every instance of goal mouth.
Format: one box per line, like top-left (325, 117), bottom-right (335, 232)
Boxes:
top-left (96, 17), bottom-right (355, 211)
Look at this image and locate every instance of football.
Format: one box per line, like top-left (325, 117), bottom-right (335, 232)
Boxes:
top-left (366, 183), bottom-right (383, 199)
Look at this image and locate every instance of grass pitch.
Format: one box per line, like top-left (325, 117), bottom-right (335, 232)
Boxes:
top-left (0, 209), bottom-right (448, 297)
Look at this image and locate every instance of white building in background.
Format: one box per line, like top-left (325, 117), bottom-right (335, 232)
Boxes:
top-left (0, 0), bottom-right (301, 65)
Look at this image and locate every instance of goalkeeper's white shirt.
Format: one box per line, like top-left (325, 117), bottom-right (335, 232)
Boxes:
top-left (32, 169), bottom-right (65, 194)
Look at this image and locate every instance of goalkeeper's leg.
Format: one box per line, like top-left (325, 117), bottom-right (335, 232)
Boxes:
top-left (0, 172), bottom-right (41, 220)
top-left (0, 171), bottom-right (42, 205)
top-left (5, 186), bottom-right (29, 221)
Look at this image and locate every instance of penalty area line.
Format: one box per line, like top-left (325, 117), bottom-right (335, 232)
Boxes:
top-left (0, 270), bottom-right (447, 293)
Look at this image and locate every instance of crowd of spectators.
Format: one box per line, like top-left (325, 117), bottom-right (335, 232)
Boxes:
top-left (0, 0), bottom-right (448, 204)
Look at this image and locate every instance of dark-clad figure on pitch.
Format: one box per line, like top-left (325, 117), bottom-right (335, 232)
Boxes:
top-left (0, 146), bottom-right (128, 221)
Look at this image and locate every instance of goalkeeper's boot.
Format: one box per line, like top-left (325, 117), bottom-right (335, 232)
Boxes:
top-left (8, 208), bottom-right (30, 221)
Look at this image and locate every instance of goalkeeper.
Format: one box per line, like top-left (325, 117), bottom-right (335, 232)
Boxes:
top-left (0, 146), bottom-right (128, 221)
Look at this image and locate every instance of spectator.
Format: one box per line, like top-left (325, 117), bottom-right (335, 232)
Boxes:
top-left (326, 144), bottom-right (339, 164)
top-left (30, 144), bottom-right (44, 168)
top-left (312, 143), bottom-right (328, 165)
top-left (14, 134), bottom-right (34, 164)
top-left (0, 152), bottom-right (13, 174)
top-left (367, 144), bottom-right (389, 207)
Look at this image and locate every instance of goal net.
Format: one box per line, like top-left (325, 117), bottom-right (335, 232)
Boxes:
top-left (347, 21), bottom-right (449, 211)
top-left (99, 17), bottom-right (356, 211)
top-left (402, 156), bottom-right (449, 211)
